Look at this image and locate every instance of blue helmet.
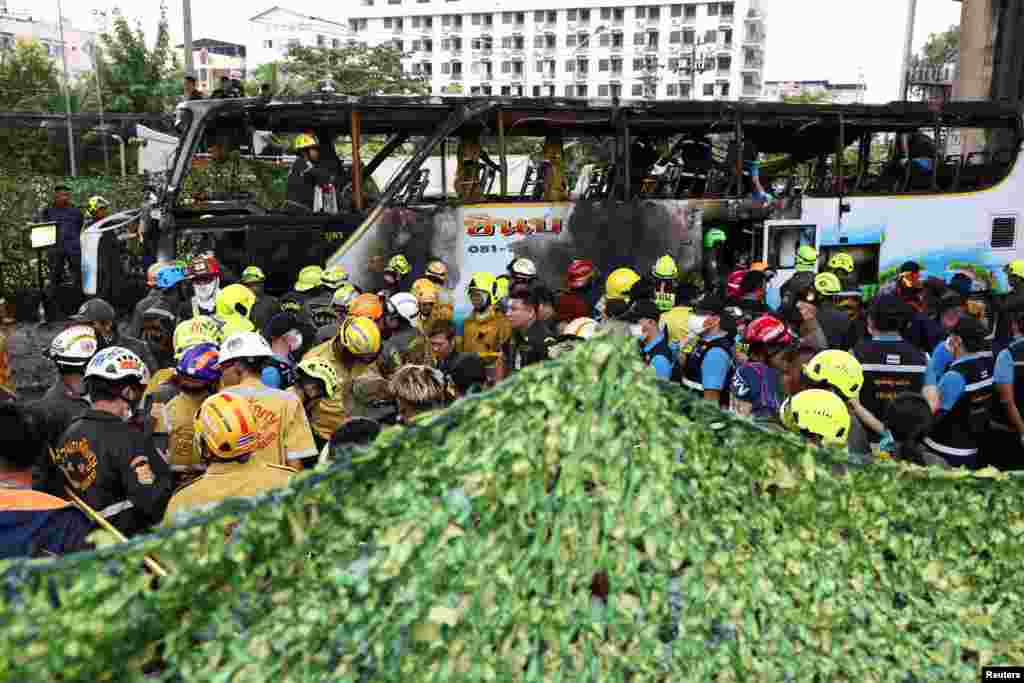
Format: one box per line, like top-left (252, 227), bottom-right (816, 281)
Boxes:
top-left (156, 266), bottom-right (186, 290)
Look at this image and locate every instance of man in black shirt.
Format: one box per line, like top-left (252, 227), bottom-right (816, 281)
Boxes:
top-left (504, 288), bottom-right (555, 374)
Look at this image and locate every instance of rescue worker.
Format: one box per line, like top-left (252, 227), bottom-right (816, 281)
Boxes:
top-left (731, 270), bottom-right (772, 363)
top-left (284, 133), bottom-right (336, 213)
top-left (493, 274), bottom-right (512, 313)
top-left (702, 227), bottom-right (728, 296)
top-left (216, 332), bottom-right (319, 469)
top-left (139, 302), bottom-right (178, 373)
top-left (28, 325), bottom-right (97, 455)
top-left (651, 255), bottom-right (678, 313)
top-left (547, 317), bottom-right (599, 360)
top-left (163, 391), bottom-right (295, 524)
top-left (921, 291), bottom-right (977, 413)
top-left (508, 257), bottom-right (539, 292)
top-left (558, 259), bottom-right (600, 321)
top-left (988, 298), bottom-right (1024, 470)
top-left (379, 292), bottom-right (432, 377)
top-left (853, 294), bottom-right (927, 439)
top-left (181, 253), bottom-right (222, 320)
top-left (381, 255), bottom-right (412, 300)
top-left (779, 389), bottom-right (851, 449)
top-left (800, 349), bottom-right (873, 456)
top-left (214, 283), bottom-right (257, 336)
top-left (262, 313), bottom-right (302, 390)
top-left (412, 278), bottom-right (440, 327)
top-left (308, 267), bottom-right (346, 329)
top-left (835, 289), bottom-right (868, 350)
top-left (422, 259), bottom-right (455, 322)
top-left (826, 252), bottom-right (857, 290)
top-left (779, 245), bottom-right (818, 311)
top-left (315, 283), bottom-right (359, 345)
top-left (40, 347), bottom-right (171, 537)
top-left (349, 292), bottom-right (384, 327)
top-left (180, 131), bottom-right (276, 206)
top-left (0, 404), bottom-right (94, 559)
top-left (992, 259), bottom-right (1024, 356)
top-left (680, 294), bottom-right (734, 406)
top-left (596, 267), bottom-right (641, 326)
top-left (152, 343), bottom-right (221, 487)
top-left (130, 262), bottom-right (177, 338)
top-left (792, 273), bottom-right (851, 351)
top-left (289, 265), bottom-right (325, 317)
top-left (921, 316), bottom-right (994, 469)
top-left (41, 184), bottom-right (84, 310)
top-left (504, 288), bottom-right (555, 374)
top-left (302, 316), bottom-right (383, 444)
top-left (534, 286), bottom-right (557, 325)
top-left (293, 358), bottom-right (340, 451)
top-left (459, 272), bottom-right (512, 356)
top-left (390, 364), bottom-right (450, 425)
top-left (241, 266), bottom-right (280, 332)
top-left (731, 314), bottom-right (793, 421)
top-left (625, 299), bottom-right (674, 380)
top-left (85, 195), bottom-right (111, 226)
top-left (71, 298), bottom-right (157, 375)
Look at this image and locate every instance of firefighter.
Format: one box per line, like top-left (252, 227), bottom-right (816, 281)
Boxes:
top-left (779, 245), bottom-right (818, 311)
top-left (294, 358), bottom-right (341, 452)
top-left (826, 251), bottom-right (857, 290)
top-left (27, 325), bottom-right (97, 455)
top-left (241, 266), bottom-right (280, 333)
top-left (423, 259), bottom-right (455, 322)
top-left (596, 267), bottom-right (641, 326)
top-left (624, 299), bottom-right (674, 380)
top-left (285, 133), bottom-right (336, 213)
top-left (71, 297), bottom-right (157, 375)
top-left (182, 253), bottom-right (222, 320)
top-left (315, 283), bottom-right (359, 345)
top-left (381, 255), bottom-right (412, 300)
top-left (214, 283), bottom-right (257, 336)
top-left (379, 292), bottom-right (432, 377)
top-left (650, 255), bottom-right (678, 313)
top-left (779, 389), bottom-right (851, 449)
top-left (459, 272), bottom-right (512, 356)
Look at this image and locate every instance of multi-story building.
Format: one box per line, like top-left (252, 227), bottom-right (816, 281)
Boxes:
top-left (288, 0), bottom-right (766, 100)
top-left (0, 8), bottom-right (98, 79)
top-left (177, 38), bottom-right (248, 94)
top-left (762, 80), bottom-right (867, 105)
top-left (249, 7), bottom-right (353, 68)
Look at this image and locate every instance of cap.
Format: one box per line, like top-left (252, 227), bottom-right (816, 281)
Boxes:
top-left (71, 298), bottom-right (116, 324)
top-left (264, 312), bottom-right (299, 341)
top-left (899, 261), bottom-right (921, 274)
top-left (624, 299), bottom-right (663, 323)
top-left (951, 315), bottom-right (988, 345)
top-left (449, 353), bottom-right (486, 392)
top-left (692, 294), bottom-right (727, 316)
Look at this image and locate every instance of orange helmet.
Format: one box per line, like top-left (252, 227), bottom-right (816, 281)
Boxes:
top-left (193, 391), bottom-right (260, 461)
top-left (349, 293), bottom-right (384, 321)
top-left (412, 278), bottom-right (438, 304)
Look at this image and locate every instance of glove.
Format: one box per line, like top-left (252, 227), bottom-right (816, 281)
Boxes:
top-left (878, 430), bottom-right (896, 459)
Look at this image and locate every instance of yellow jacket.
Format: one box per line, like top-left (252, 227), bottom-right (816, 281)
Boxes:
top-left (458, 307), bottom-right (512, 355)
top-left (163, 460), bottom-right (295, 524)
top-left (153, 390), bottom-right (208, 481)
top-left (301, 339), bottom-right (381, 441)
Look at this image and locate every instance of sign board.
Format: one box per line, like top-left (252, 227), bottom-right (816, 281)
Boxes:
top-left (29, 222), bottom-right (57, 249)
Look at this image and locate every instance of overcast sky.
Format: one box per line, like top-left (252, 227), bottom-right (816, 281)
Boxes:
top-left (64, 0), bottom-right (962, 103)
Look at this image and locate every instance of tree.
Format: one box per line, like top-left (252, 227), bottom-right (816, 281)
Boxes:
top-left (94, 5), bottom-right (181, 112)
top-left (782, 91), bottom-right (832, 104)
top-left (0, 39), bottom-right (61, 111)
top-left (915, 25), bottom-right (959, 70)
top-left (282, 44), bottom-right (428, 96)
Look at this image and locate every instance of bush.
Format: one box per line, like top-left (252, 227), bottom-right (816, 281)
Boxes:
top-left (1, 336), bottom-right (1022, 681)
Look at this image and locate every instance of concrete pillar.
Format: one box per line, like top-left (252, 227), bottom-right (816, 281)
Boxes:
top-left (952, 0), bottom-right (995, 102)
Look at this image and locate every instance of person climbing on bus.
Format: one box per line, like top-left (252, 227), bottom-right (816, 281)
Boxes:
top-left (779, 389), bottom-right (851, 450)
top-left (27, 325), bottom-right (97, 456)
top-left (316, 283), bottom-right (359, 345)
top-left (651, 255), bottom-right (678, 313)
top-left (379, 292), bottom-right (432, 377)
top-left (460, 272), bottom-right (512, 356)
top-left (702, 227), bottom-right (729, 296)
top-left (921, 315), bottom-right (994, 469)
top-left (988, 298), bottom-right (1024, 470)
top-left (302, 316), bottom-right (384, 444)
top-left (826, 252), bottom-right (857, 291)
top-left (294, 358), bottom-right (340, 452)
top-left (241, 266), bottom-right (280, 333)
top-left (381, 255), bottom-right (412, 300)
top-left (152, 342), bottom-right (221, 488)
top-left (800, 349), bottom-right (873, 457)
top-left (182, 253), bottom-right (222, 320)
top-left (261, 313), bottom-right (302, 390)
top-left (680, 294), bottom-right (734, 406)
top-left (423, 259), bottom-right (455, 322)
top-left (730, 314), bottom-right (793, 422)
top-left (284, 133), bottom-right (337, 213)
top-left (624, 299), bottom-right (674, 381)
top-left (214, 283), bottom-right (257, 336)
top-left (779, 245), bottom-right (818, 311)
top-left (853, 294), bottom-right (927, 441)
top-left (163, 391), bottom-right (295, 524)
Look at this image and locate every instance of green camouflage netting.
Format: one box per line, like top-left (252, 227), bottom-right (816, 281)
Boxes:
top-left (2, 336), bottom-right (1023, 682)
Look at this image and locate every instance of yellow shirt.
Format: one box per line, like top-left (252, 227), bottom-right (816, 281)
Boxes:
top-left (224, 377), bottom-right (319, 466)
top-left (143, 368), bottom-right (176, 399)
top-left (659, 307), bottom-right (693, 347)
top-left (153, 391), bottom-right (208, 478)
top-left (301, 340), bottom-right (380, 441)
top-left (459, 308), bottom-right (512, 355)
top-left (163, 460), bottom-right (294, 524)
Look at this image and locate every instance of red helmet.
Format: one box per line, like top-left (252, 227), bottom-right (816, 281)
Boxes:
top-left (566, 259), bottom-right (595, 289)
top-left (744, 315), bottom-right (794, 347)
top-left (188, 254), bottom-right (222, 280)
top-left (726, 269), bottom-right (748, 299)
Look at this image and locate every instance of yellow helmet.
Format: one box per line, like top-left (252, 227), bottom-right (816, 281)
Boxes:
top-left (293, 133), bottom-right (318, 151)
top-left (1005, 260), bottom-right (1024, 280)
top-left (339, 316), bottom-right (382, 357)
top-left (386, 254), bottom-right (412, 277)
top-left (493, 275), bottom-right (510, 302)
top-left (652, 255), bottom-right (679, 280)
top-left (240, 266), bottom-right (265, 284)
top-left (412, 278), bottom-right (438, 304)
top-left (780, 389), bottom-right (851, 446)
top-left (814, 272), bottom-right (842, 297)
top-left (467, 272), bottom-right (496, 306)
top-left (173, 316), bottom-right (221, 360)
top-left (606, 268), bottom-right (641, 301)
top-left (803, 349), bottom-right (864, 400)
top-left (827, 252), bottom-right (855, 274)
top-left (564, 317), bottom-right (598, 339)
top-left (220, 315), bottom-right (255, 336)
top-left (86, 195), bottom-right (110, 217)
top-left (295, 265), bottom-right (324, 292)
top-left (215, 284), bottom-right (256, 321)
top-left (425, 259), bottom-right (449, 283)
top-left (332, 283), bottom-right (359, 309)
top-left (297, 358), bottom-right (340, 399)
top-left (321, 266), bottom-right (349, 289)
top-left (796, 245), bottom-right (818, 272)
top-left (194, 391), bottom-right (261, 461)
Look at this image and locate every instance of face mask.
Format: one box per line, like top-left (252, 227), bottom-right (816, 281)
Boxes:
top-left (286, 331), bottom-right (303, 354)
top-left (195, 281), bottom-right (218, 303)
top-left (629, 324), bottom-right (644, 338)
top-left (687, 314), bottom-right (708, 336)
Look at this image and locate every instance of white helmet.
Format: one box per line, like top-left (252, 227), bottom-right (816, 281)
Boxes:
top-left (564, 317), bottom-right (598, 339)
top-left (84, 346), bottom-right (150, 384)
top-left (388, 292), bottom-right (420, 327)
top-left (218, 332), bottom-right (273, 366)
top-left (49, 325), bottom-right (99, 370)
top-left (510, 257), bottom-right (538, 278)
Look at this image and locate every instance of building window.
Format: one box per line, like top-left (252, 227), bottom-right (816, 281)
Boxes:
top-left (388, 0), bottom-right (401, 4)
top-left (647, 31), bottom-right (659, 48)
top-left (601, 7), bottom-right (610, 19)
top-left (611, 83), bottom-right (621, 97)
top-left (669, 31), bottom-right (680, 44)
top-left (648, 6), bottom-right (660, 19)
top-left (705, 29), bottom-right (717, 43)
top-left (668, 57), bottom-right (679, 71)
top-left (667, 84), bottom-right (678, 97)
top-left (565, 85), bottom-right (574, 96)
top-left (384, 17), bottom-right (393, 28)
top-left (632, 57), bottom-right (645, 71)
top-left (577, 58), bottom-right (588, 73)
top-left (671, 4), bottom-right (682, 17)
top-left (633, 32), bottom-right (645, 46)
top-left (635, 6), bottom-right (646, 18)
top-left (614, 8), bottom-right (624, 21)
top-left (472, 14), bottom-right (481, 25)
top-left (707, 3), bottom-right (719, 15)
top-left (703, 83), bottom-right (714, 96)
top-left (632, 84), bottom-right (643, 96)
top-left (533, 85), bottom-right (541, 96)
top-left (471, 86), bottom-right (481, 95)
top-left (263, 39), bottom-right (273, 48)
top-left (612, 32), bottom-right (624, 48)
top-left (599, 32), bottom-right (610, 47)
top-left (332, 39), bottom-right (341, 48)
top-left (611, 58), bottom-right (622, 74)
top-left (567, 35), bottom-right (577, 47)
top-left (680, 83), bottom-right (691, 97)
top-left (442, 62), bottom-right (450, 74)
top-left (578, 33), bottom-right (589, 47)
top-left (684, 4), bottom-right (697, 20)
top-left (598, 84), bottom-right (609, 97)
top-left (722, 29), bottom-right (732, 45)
top-left (502, 61), bottom-right (511, 73)
top-left (501, 85), bottom-right (511, 95)
top-left (482, 85), bottom-right (492, 95)
top-left (565, 59), bottom-right (575, 72)
top-left (424, 39), bottom-right (433, 51)
top-left (683, 29), bottom-right (695, 45)
top-left (503, 12), bottom-right (513, 23)
top-left (579, 8), bottom-right (590, 22)
top-left (598, 58), bottom-right (609, 72)
top-left (502, 36), bottom-right (512, 48)
top-left (534, 10), bottom-right (544, 21)
top-left (717, 56), bottom-right (731, 72)
top-left (577, 84), bottom-right (588, 96)
top-left (567, 8), bottom-right (577, 21)
top-left (485, 14), bottom-right (493, 26)
top-left (720, 82), bottom-right (730, 96)
top-left (722, 3), bottom-right (734, 17)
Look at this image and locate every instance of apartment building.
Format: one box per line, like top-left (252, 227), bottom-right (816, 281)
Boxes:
top-left (249, 7), bottom-right (354, 68)
top-left (0, 9), bottom-right (98, 79)
top-left (342, 0), bottom-right (767, 100)
top-left (177, 39), bottom-right (248, 95)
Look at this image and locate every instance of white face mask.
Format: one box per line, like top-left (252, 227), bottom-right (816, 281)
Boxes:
top-left (629, 324), bottom-right (644, 338)
top-left (687, 314), bottom-right (708, 336)
top-left (195, 281), bottom-right (218, 303)
top-left (286, 330), bottom-right (303, 354)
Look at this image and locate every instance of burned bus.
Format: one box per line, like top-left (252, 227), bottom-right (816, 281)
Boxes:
top-left (120, 95), bottom-right (1021, 323)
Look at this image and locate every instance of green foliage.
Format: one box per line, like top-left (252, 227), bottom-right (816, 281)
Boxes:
top-left (915, 25), bottom-right (960, 70)
top-left (281, 44), bottom-right (429, 96)
top-left (2, 336), bottom-right (1022, 681)
top-left (0, 39), bottom-right (61, 112)
top-left (96, 7), bottom-right (181, 113)
top-left (781, 91), bottom-right (832, 105)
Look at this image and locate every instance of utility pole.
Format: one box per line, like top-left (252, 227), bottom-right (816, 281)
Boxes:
top-left (56, 0), bottom-right (76, 176)
top-left (183, 0), bottom-right (195, 77)
top-left (897, 0), bottom-right (918, 101)
top-left (91, 9), bottom-right (109, 173)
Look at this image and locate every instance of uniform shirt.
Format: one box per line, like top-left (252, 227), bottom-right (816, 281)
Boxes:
top-left (27, 381), bottom-right (90, 454)
top-left (700, 332), bottom-right (732, 392)
top-left (43, 206), bottom-right (84, 255)
top-left (924, 339), bottom-right (953, 387)
top-left (300, 340), bottom-right (380, 442)
top-left (459, 308), bottom-right (512, 355)
top-left (226, 377), bottom-right (318, 466)
top-left (163, 460), bottom-right (294, 524)
top-left (153, 390), bottom-right (209, 482)
top-left (0, 474), bottom-right (94, 559)
top-left (642, 332), bottom-right (674, 380)
top-left (730, 362), bottom-right (783, 420)
top-left (937, 352), bottom-right (990, 411)
top-left (993, 337), bottom-right (1023, 387)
